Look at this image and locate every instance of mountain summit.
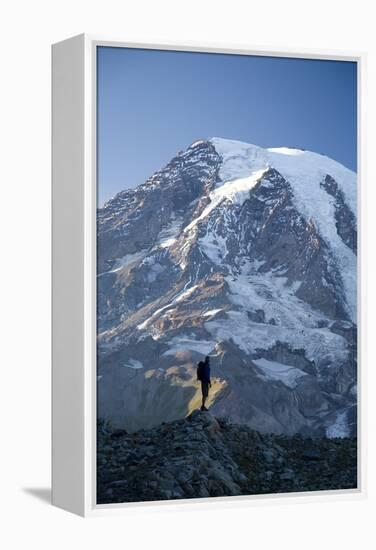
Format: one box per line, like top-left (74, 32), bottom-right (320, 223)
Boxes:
top-left (97, 138), bottom-right (357, 437)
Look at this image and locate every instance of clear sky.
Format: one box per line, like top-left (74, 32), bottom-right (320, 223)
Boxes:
top-left (97, 46), bottom-right (357, 206)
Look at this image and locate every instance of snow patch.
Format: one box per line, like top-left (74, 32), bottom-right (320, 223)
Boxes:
top-left (326, 410), bottom-right (350, 438)
top-left (98, 250), bottom-right (146, 276)
top-left (203, 309), bottom-right (223, 317)
top-left (205, 310), bottom-right (349, 370)
top-left (185, 168), bottom-right (267, 232)
top-left (268, 147), bottom-right (305, 157)
top-left (175, 285), bottom-right (198, 303)
top-left (123, 359), bottom-right (144, 369)
top-left (146, 262), bottom-right (165, 283)
top-left (211, 138), bottom-right (269, 182)
top-left (137, 285), bottom-right (198, 330)
top-left (253, 358), bottom-right (307, 389)
top-left (189, 139), bottom-right (206, 148)
top-left (155, 217), bottom-right (182, 249)
top-left (199, 230), bottom-right (228, 265)
top-left (226, 259), bottom-right (322, 329)
top-left (163, 335), bottom-right (216, 356)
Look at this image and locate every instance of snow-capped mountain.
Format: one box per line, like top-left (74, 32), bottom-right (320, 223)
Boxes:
top-left (97, 138), bottom-right (357, 437)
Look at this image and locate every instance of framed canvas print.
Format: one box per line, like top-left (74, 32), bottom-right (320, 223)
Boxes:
top-left (52, 35), bottom-right (365, 516)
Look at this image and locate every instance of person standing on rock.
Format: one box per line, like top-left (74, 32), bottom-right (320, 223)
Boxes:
top-left (197, 356), bottom-right (211, 411)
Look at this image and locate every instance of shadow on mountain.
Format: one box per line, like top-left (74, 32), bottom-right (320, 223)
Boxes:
top-left (98, 362), bottom-right (228, 432)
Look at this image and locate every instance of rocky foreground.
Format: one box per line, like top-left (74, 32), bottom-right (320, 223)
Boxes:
top-left (97, 411), bottom-right (357, 504)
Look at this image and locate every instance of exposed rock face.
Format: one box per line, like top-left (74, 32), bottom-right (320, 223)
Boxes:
top-left (97, 138), bottom-right (357, 437)
top-left (97, 411), bottom-right (357, 504)
top-left (320, 174), bottom-right (357, 253)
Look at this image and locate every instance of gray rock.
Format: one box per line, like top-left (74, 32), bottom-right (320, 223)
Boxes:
top-left (279, 469), bottom-right (295, 480)
top-left (97, 412), bottom-right (357, 504)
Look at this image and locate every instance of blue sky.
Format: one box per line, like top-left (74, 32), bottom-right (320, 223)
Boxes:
top-left (97, 47), bottom-right (357, 206)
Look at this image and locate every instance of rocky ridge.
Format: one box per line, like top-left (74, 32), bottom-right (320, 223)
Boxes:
top-left (97, 411), bottom-right (357, 504)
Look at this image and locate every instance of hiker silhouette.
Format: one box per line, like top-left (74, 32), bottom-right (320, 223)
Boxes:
top-left (197, 356), bottom-right (211, 411)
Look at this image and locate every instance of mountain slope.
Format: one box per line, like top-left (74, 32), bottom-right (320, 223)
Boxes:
top-left (97, 138), bottom-right (357, 437)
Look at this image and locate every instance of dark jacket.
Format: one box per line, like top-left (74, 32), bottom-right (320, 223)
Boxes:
top-left (201, 363), bottom-right (211, 383)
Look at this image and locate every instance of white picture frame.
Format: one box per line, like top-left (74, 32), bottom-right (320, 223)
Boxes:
top-left (52, 34), bottom-right (366, 517)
